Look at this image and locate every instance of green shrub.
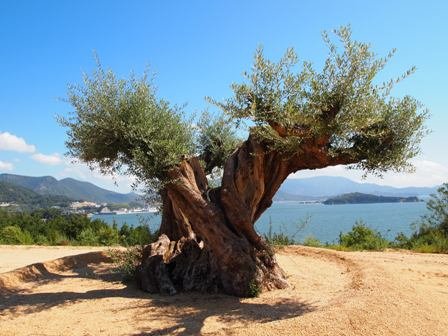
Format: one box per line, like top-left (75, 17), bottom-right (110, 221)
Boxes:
top-left (338, 221), bottom-right (389, 251)
top-left (410, 229), bottom-right (448, 253)
top-left (78, 227), bottom-right (99, 246)
top-left (391, 232), bottom-right (412, 249)
top-left (97, 226), bottom-right (119, 246)
top-left (34, 234), bottom-right (49, 245)
top-left (127, 225), bottom-right (154, 246)
top-left (247, 280), bottom-right (262, 298)
top-left (47, 230), bottom-right (70, 245)
top-left (108, 246), bottom-right (143, 282)
top-left (0, 226), bottom-right (34, 244)
top-left (265, 232), bottom-right (295, 246)
top-left (406, 184), bottom-right (448, 253)
top-left (302, 235), bottom-right (322, 247)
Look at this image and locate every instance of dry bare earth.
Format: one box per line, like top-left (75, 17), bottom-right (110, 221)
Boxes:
top-left (0, 246), bottom-right (447, 336)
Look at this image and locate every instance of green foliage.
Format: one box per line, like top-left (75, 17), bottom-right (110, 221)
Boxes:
top-left (34, 234), bottom-right (50, 245)
top-left (302, 235), bottom-right (322, 247)
top-left (391, 232), bottom-right (412, 249)
top-left (196, 112), bottom-right (240, 174)
top-left (78, 227), bottom-right (98, 245)
top-left (394, 185), bottom-right (448, 253)
top-left (264, 231), bottom-right (295, 246)
top-left (338, 221), bottom-right (389, 250)
top-left (108, 246), bottom-right (143, 282)
top-left (410, 230), bottom-right (448, 253)
top-left (0, 181), bottom-right (72, 210)
top-left (0, 208), bottom-right (156, 247)
top-left (212, 26), bottom-right (428, 174)
top-left (119, 223), bottom-right (157, 246)
top-left (419, 183), bottom-right (448, 235)
top-left (48, 231), bottom-right (70, 246)
top-left (247, 280), bottom-right (262, 298)
top-left (97, 226), bottom-right (119, 246)
top-left (391, 230), bottom-right (447, 253)
top-left (60, 27), bottom-right (428, 201)
top-left (60, 63), bottom-right (195, 190)
top-left (0, 226), bottom-right (34, 244)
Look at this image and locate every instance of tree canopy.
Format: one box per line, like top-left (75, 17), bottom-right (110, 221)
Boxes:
top-left (213, 26), bottom-right (427, 174)
top-left (60, 26), bottom-right (430, 297)
top-left (61, 26), bottom-right (428, 191)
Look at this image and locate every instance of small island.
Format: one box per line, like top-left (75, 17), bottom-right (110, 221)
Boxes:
top-left (323, 192), bottom-right (420, 205)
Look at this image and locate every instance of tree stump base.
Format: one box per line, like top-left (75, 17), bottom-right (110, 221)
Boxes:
top-left (137, 234), bottom-right (288, 297)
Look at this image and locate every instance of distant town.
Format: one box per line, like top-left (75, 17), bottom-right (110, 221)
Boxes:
top-left (69, 201), bottom-right (157, 216)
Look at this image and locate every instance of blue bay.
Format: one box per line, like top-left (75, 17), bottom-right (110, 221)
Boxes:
top-left (93, 202), bottom-right (428, 243)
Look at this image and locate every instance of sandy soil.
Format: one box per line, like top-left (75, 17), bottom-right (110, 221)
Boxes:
top-left (0, 246), bottom-right (447, 336)
top-left (0, 245), bottom-right (108, 273)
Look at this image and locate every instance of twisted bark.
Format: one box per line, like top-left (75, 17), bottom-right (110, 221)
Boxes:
top-left (138, 134), bottom-right (356, 297)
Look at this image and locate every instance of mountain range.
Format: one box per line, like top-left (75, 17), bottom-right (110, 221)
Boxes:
top-left (0, 173), bottom-right (439, 205)
top-left (277, 176), bottom-right (438, 200)
top-left (0, 174), bottom-right (140, 204)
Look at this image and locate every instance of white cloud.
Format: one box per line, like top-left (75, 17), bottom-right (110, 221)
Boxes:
top-left (0, 160), bottom-right (13, 171)
top-left (288, 159), bottom-right (448, 187)
top-left (0, 132), bottom-right (36, 153)
top-left (32, 153), bottom-right (63, 165)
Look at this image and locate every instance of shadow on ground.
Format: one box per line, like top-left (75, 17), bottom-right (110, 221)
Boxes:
top-left (130, 294), bottom-right (314, 336)
top-left (0, 251), bottom-right (315, 335)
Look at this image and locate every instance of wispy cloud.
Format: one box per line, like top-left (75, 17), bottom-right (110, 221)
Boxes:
top-left (0, 160), bottom-right (14, 171)
top-left (31, 153), bottom-right (63, 165)
top-left (0, 132), bottom-right (36, 153)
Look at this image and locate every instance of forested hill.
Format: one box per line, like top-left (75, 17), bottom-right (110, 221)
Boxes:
top-left (0, 181), bottom-right (72, 208)
top-left (323, 192), bottom-right (420, 205)
top-left (0, 174), bottom-right (140, 204)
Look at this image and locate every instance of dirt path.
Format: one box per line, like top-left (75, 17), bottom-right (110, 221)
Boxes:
top-left (0, 246), bottom-right (447, 335)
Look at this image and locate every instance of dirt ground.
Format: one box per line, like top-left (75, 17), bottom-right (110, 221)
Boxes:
top-left (0, 245), bottom-right (447, 336)
top-left (0, 245), bottom-right (109, 273)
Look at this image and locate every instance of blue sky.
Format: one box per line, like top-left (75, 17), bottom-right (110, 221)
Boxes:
top-left (0, 0), bottom-right (447, 192)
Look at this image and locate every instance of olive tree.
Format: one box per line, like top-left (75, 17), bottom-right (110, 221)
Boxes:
top-left (60, 27), bottom-right (427, 296)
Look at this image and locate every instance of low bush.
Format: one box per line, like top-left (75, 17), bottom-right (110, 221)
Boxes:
top-left (77, 227), bottom-right (99, 246)
top-left (247, 280), bottom-right (262, 298)
top-left (338, 221), bottom-right (389, 251)
top-left (401, 184), bottom-right (448, 253)
top-left (302, 235), bottom-right (322, 247)
top-left (108, 246), bottom-right (143, 282)
top-left (0, 225), bottom-right (34, 244)
top-left (0, 208), bottom-right (157, 247)
top-left (265, 232), bottom-right (295, 246)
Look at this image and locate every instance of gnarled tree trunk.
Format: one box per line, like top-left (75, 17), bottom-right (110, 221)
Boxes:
top-left (138, 134), bottom-right (355, 297)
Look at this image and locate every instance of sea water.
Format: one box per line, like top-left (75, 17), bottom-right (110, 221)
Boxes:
top-left (92, 202), bottom-right (428, 243)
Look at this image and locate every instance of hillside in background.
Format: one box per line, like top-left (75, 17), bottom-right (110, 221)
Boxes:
top-left (280, 176), bottom-right (438, 198)
top-left (0, 181), bottom-right (72, 208)
top-left (0, 173), bottom-right (438, 204)
top-left (0, 174), bottom-right (141, 204)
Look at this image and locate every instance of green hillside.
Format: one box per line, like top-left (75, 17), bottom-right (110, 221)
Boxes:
top-left (0, 174), bottom-right (140, 204)
top-left (0, 181), bottom-right (72, 208)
